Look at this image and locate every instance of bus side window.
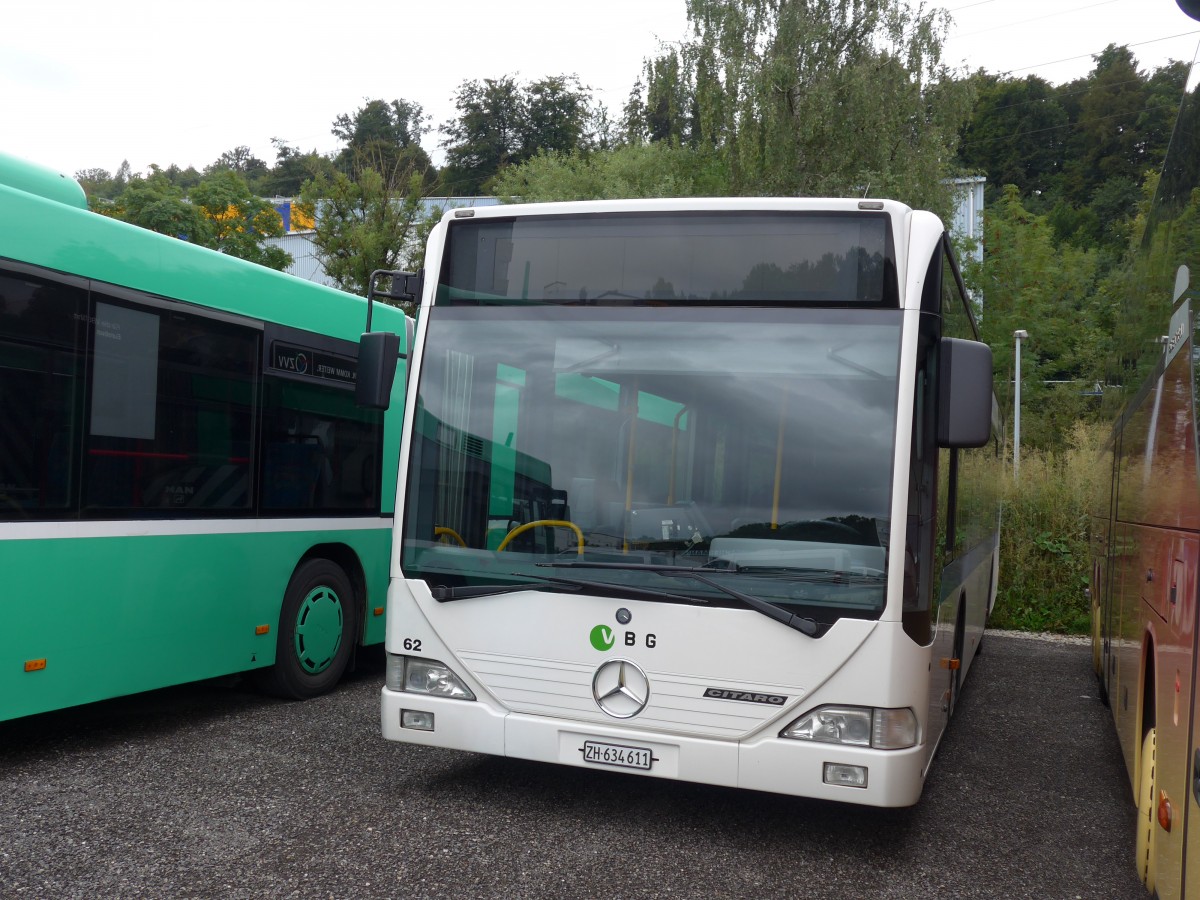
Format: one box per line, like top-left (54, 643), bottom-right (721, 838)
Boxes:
top-left (82, 297), bottom-right (257, 515)
top-left (260, 376), bottom-right (384, 514)
top-left (0, 266), bottom-right (88, 519)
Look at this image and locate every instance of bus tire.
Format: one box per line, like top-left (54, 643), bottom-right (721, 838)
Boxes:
top-left (257, 558), bottom-right (358, 700)
top-left (1136, 727), bottom-right (1158, 894)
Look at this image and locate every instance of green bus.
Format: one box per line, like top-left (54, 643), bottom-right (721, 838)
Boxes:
top-left (0, 153), bottom-right (407, 720)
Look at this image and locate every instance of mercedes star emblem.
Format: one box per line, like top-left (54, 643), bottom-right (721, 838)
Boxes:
top-left (592, 658), bottom-right (650, 719)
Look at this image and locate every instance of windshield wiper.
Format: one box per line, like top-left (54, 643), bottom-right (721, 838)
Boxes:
top-left (430, 581), bottom-right (577, 601)
top-left (431, 573), bottom-right (707, 605)
top-left (541, 561), bottom-right (819, 636)
top-left (523, 573), bottom-right (708, 605)
top-left (732, 565), bottom-right (886, 583)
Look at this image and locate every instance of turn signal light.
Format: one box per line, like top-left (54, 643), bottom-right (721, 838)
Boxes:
top-left (24, 659), bottom-right (47, 672)
top-left (255, 625), bottom-right (270, 635)
top-left (1159, 791), bottom-right (1173, 831)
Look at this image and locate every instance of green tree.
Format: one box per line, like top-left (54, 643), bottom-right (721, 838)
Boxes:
top-left (441, 76), bottom-right (527, 194)
top-left (630, 0), bottom-right (975, 216)
top-left (962, 187), bottom-right (1107, 450)
top-left (75, 167), bottom-right (117, 201)
top-left (1056, 47), bottom-right (1184, 208)
top-left (522, 75), bottom-right (593, 157)
top-left (332, 99), bottom-right (433, 184)
top-left (260, 138), bottom-right (337, 197)
top-left (956, 73), bottom-right (1068, 203)
top-left (492, 141), bottom-right (728, 201)
top-left (160, 163), bottom-right (202, 191)
top-left (441, 75), bottom-right (594, 194)
top-left (205, 146), bottom-right (269, 183)
top-left (639, 52), bottom-right (697, 144)
top-left (297, 167), bottom-right (426, 298)
top-left (189, 170), bottom-right (291, 270)
top-left (98, 172), bottom-right (207, 239)
top-left (113, 160), bottom-right (133, 193)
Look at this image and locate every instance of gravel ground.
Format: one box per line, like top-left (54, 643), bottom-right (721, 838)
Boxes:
top-left (0, 630), bottom-right (1143, 899)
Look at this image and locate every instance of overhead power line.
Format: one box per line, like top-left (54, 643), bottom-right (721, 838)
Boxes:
top-left (944, 0), bottom-right (1001, 11)
top-left (958, 98), bottom-right (1180, 148)
top-left (946, 0), bottom-right (1124, 42)
top-left (1006, 30), bottom-right (1200, 74)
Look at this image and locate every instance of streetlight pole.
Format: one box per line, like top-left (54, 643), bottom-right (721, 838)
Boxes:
top-left (1013, 329), bottom-right (1029, 478)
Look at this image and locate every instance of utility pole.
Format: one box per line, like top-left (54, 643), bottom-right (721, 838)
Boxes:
top-left (1013, 329), bottom-right (1029, 479)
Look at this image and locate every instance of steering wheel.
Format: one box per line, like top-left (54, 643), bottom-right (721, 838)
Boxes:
top-left (496, 519), bottom-right (584, 556)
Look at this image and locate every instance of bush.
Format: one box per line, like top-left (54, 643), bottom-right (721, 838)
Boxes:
top-left (990, 422), bottom-right (1103, 633)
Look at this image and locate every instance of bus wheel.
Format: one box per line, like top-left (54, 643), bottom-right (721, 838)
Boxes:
top-left (1136, 727), bottom-right (1158, 894)
top-left (257, 559), bottom-right (357, 700)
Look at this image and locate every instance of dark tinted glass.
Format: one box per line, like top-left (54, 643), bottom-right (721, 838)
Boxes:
top-left (83, 296), bottom-right (258, 514)
top-left (260, 375), bottom-right (384, 513)
top-left (440, 213), bottom-right (896, 306)
top-left (0, 268), bottom-right (88, 518)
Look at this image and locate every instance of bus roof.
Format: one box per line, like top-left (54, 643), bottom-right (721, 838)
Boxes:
top-left (0, 151), bottom-right (88, 210)
top-left (0, 155), bottom-right (408, 343)
top-left (439, 196), bottom-right (918, 223)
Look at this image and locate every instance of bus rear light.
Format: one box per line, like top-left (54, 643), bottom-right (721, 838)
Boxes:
top-left (781, 706), bottom-right (917, 750)
top-left (24, 659), bottom-right (47, 672)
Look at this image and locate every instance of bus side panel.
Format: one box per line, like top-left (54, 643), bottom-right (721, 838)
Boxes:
top-left (1108, 332), bottom-right (1200, 895)
top-left (1188, 582), bottom-right (1200, 900)
top-left (1157, 533), bottom-right (1198, 899)
top-left (1108, 521), bottom-right (1137, 780)
top-left (0, 526), bottom-right (390, 722)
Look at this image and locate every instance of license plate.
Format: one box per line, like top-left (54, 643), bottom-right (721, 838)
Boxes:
top-left (581, 740), bottom-right (654, 770)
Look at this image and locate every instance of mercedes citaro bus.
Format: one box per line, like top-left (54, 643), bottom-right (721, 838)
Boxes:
top-left (359, 198), bottom-right (1000, 807)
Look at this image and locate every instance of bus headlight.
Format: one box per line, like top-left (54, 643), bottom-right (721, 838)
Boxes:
top-left (781, 705), bottom-right (916, 750)
top-left (386, 654), bottom-right (475, 700)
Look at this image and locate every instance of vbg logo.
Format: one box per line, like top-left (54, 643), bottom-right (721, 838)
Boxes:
top-left (589, 625), bottom-right (615, 651)
top-left (589, 624), bottom-right (657, 651)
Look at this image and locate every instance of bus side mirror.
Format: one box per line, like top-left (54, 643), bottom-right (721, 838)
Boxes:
top-left (356, 331), bottom-right (401, 410)
top-left (937, 337), bottom-right (993, 448)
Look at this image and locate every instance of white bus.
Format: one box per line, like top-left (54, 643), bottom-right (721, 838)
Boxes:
top-left (361, 199), bottom-right (1001, 807)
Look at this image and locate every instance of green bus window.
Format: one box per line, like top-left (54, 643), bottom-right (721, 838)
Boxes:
top-left (0, 268), bottom-right (87, 519)
top-left (83, 297), bottom-right (257, 515)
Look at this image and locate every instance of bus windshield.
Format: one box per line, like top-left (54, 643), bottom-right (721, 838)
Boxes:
top-left (403, 306), bottom-right (901, 622)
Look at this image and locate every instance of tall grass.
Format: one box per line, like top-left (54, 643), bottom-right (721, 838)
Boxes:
top-left (989, 422), bottom-right (1105, 633)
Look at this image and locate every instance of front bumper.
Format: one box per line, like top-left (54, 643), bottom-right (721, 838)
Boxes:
top-left (381, 687), bottom-right (926, 807)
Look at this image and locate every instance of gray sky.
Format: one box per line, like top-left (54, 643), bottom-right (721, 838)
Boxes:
top-left (3, 0), bottom-right (1198, 179)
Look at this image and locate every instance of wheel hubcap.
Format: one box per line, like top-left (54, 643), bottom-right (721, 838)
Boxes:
top-left (294, 585), bottom-right (344, 674)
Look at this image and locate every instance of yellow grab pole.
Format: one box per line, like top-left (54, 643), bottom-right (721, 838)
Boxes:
top-left (771, 392), bottom-right (787, 530)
